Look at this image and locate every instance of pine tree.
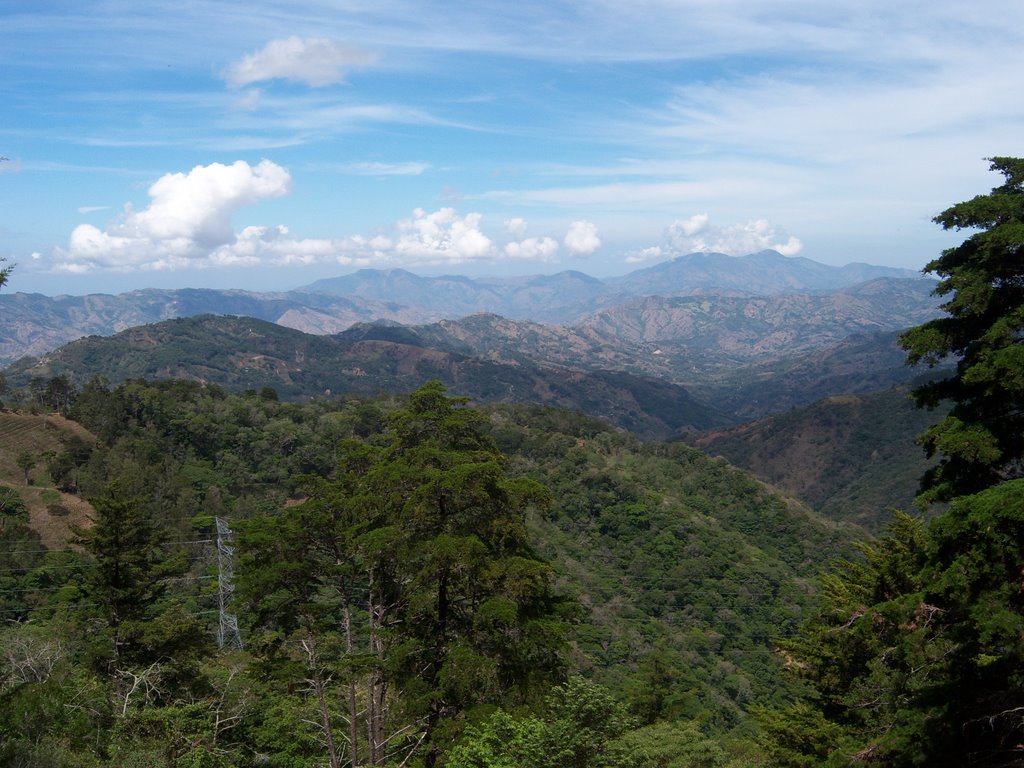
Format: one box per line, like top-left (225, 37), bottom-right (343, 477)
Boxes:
top-left (760, 160), bottom-right (1024, 767)
top-left (900, 157), bottom-right (1024, 503)
top-left (238, 382), bottom-right (568, 767)
top-left (75, 493), bottom-right (206, 714)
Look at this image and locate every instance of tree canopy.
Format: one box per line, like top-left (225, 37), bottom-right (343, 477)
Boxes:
top-left (899, 157), bottom-right (1024, 502)
top-left (758, 159), bottom-right (1024, 767)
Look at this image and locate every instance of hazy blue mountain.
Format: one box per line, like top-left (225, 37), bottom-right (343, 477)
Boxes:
top-left (1, 251), bottom-right (937, 366)
top-left (607, 250), bottom-right (923, 295)
top-left (0, 287), bottom-right (434, 365)
top-left (301, 268), bottom-right (619, 323)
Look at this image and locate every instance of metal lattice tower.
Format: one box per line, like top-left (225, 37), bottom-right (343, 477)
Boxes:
top-left (215, 516), bottom-right (243, 650)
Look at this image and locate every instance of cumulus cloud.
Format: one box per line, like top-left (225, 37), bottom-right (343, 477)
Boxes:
top-left (223, 37), bottom-right (378, 88)
top-left (671, 213), bottom-right (709, 238)
top-left (504, 217), bottom-right (528, 237)
top-left (564, 220), bottom-right (601, 256)
top-left (624, 246), bottom-right (664, 264)
top-left (56, 160), bottom-right (291, 272)
top-left (52, 162), bottom-right (570, 274)
top-left (504, 237), bottom-right (559, 261)
top-left (393, 208), bottom-right (494, 262)
top-left (664, 214), bottom-right (803, 257)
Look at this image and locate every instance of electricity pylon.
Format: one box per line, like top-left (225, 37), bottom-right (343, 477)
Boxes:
top-left (215, 516), bottom-right (243, 650)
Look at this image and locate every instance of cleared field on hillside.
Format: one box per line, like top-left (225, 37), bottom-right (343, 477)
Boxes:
top-left (0, 410), bottom-right (94, 548)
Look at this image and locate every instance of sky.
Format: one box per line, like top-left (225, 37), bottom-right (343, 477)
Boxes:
top-left (2, 1), bottom-right (1023, 296)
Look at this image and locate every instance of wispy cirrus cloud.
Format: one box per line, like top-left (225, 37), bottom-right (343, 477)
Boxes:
top-left (343, 161), bottom-right (431, 176)
top-left (222, 36), bottom-right (378, 88)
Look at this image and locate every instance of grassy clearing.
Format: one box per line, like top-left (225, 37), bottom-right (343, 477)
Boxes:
top-left (0, 410), bottom-right (94, 548)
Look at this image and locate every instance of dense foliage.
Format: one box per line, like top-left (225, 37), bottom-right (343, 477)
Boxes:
top-left (899, 157), bottom-right (1024, 503)
top-left (0, 378), bottom-right (852, 765)
top-left (486, 404), bottom-right (854, 737)
top-left (758, 158), bottom-right (1024, 766)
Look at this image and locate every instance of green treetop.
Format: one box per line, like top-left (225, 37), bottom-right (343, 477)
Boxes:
top-left (900, 157), bottom-right (1024, 503)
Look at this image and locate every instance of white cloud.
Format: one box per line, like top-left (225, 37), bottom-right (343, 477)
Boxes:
top-left (344, 161), bottom-right (430, 176)
top-left (77, 205), bottom-right (110, 214)
top-left (53, 162), bottom-right (576, 273)
top-left (504, 237), bottom-right (558, 261)
top-left (121, 159), bottom-right (290, 245)
top-left (624, 246), bottom-right (664, 264)
top-left (223, 37), bottom-right (378, 88)
top-left (504, 217), bottom-right (528, 237)
top-left (56, 160), bottom-right (291, 272)
top-left (664, 215), bottom-right (803, 257)
top-left (394, 208), bottom-right (493, 262)
top-left (564, 220), bottom-right (601, 256)
top-left (672, 213), bottom-right (709, 237)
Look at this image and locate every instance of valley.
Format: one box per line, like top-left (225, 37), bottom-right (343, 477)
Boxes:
top-left (0, 246), bottom-right (1005, 768)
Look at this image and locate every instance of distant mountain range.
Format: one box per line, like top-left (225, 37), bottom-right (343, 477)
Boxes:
top-left (0, 250), bottom-right (929, 365)
top-left (1, 250), bottom-right (946, 437)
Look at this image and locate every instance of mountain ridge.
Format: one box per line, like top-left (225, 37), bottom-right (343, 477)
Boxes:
top-left (0, 250), bottom-right (932, 365)
top-left (4, 314), bottom-right (726, 438)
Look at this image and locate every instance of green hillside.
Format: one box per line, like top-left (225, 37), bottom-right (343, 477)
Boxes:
top-left (4, 314), bottom-right (726, 437)
top-left (690, 386), bottom-right (943, 531)
top-left (486, 404), bottom-right (858, 732)
top-left (0, 379), bottom-right (860, 764)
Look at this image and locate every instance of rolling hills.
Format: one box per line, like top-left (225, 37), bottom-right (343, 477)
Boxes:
top-left (4, 315), bottom-right (725, 438)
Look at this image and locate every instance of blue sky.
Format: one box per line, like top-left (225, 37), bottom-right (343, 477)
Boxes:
top-left (2, 1), bottom-right (1023, 296)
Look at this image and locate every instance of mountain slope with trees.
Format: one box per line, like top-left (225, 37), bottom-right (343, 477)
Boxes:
top-left (757, 156), bottom-right (1024, 767)
top-left (1, 252), bottom-right (934, 367)
top-left (690, 386), bottom-right (941, 530)
top-left (0, 378), bottom-right (859, 765)
top-left (4, 314), bottom-right (724, 437)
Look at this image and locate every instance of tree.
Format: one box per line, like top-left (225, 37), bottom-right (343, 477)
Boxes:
top-left (74, 492), bottom-right (207, 715)
top-left (238, 382), bottom-right (568, 767)
top-left (448, 677), bottom-right (635, 768)
top-left (0, 256), bottom-right (12, 291)
top-left (364, 382), bottom-right (566, 766)
top-left (900, 157), bottom-right (1024, 503)
top-left (15, 450), bottom-right (35, 485)
top-left (758, 486), bottom-right (1024, 768)
top-left (758, 163), bottom-right (1024, 767)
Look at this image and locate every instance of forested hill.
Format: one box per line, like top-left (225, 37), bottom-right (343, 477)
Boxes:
top-left (690, 386), bottom-right (942, 531)
top-left (0, 379), bottom-right (860, 765)
top-left (4, 314), bottom-right (726, 437)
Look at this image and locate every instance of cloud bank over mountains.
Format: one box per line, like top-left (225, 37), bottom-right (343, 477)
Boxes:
top-left (54, 161), bottom-right (638, 274)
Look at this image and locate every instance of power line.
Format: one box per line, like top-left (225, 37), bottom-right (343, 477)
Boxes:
top-left (0, 538), bottom-right (214, 557)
